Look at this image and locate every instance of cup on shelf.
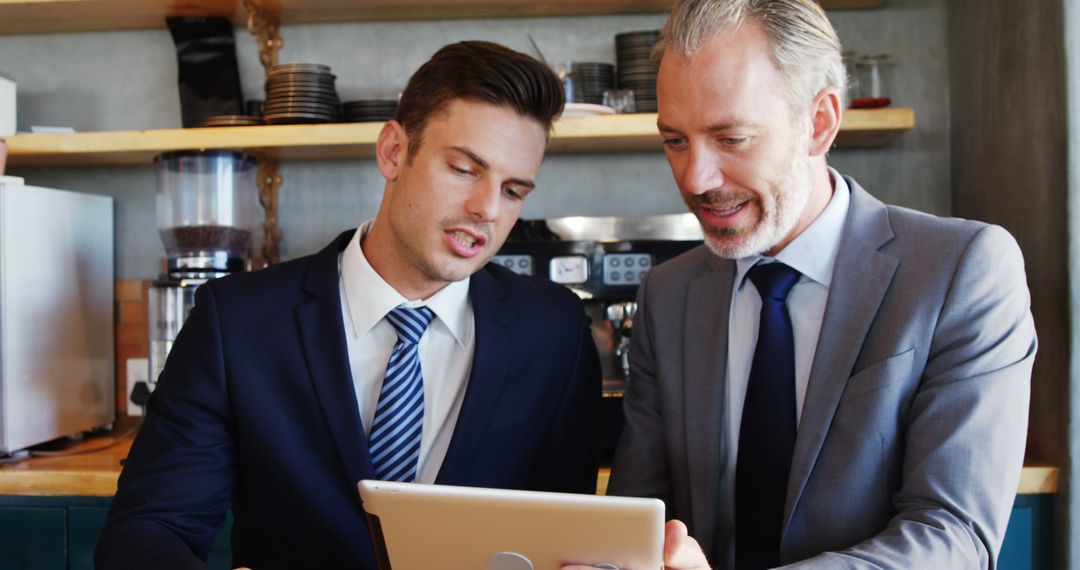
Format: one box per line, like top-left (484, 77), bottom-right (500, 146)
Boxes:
top-left (602, 89), bottom-right (637, 114)
top-left (555, 61), bottom-right (576, 103)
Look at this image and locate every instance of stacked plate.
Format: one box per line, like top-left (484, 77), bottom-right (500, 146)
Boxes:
top-left (615, 30), bottom-right (661, 113)
top-left (263, 63), bottom-right (341, 125)
top-left (343, 99), bottom-right (398, 122)
top-left (568, 62), bottom-right (615, 105)
top-left (200, 115), bottom-right (264, 128)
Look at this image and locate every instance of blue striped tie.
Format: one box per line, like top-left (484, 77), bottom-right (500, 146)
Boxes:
top-left (369, 305), bottom-right (434, 482)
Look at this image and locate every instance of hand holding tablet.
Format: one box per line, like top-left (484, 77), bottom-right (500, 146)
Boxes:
top-left (562, 520), bottom-right (710, 570)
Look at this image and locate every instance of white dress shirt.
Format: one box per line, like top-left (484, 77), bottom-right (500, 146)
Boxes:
top-left (722, 168), bottom-right (851, 521)
top-left (338, 221), bottom-right (475, 484)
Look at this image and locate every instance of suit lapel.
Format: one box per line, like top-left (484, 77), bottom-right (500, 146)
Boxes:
top-left (297, 230), bottom-right (375, 486)
top-left (436, 267), bottom-right (513, 484)
top-left (685, 255), bottom-right (735, 551)
top-left (784, 181), bottom-right (898, 528)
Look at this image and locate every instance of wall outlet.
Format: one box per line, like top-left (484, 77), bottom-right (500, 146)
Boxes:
top-left (126, 357), bottom-right (150, 416)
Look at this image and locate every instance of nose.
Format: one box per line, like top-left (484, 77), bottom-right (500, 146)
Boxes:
top-left (465, 181), bottom-right (501, 223)
top-left (679, 144), bottom-right (724, 196)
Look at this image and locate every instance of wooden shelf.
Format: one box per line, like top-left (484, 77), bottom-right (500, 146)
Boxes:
top-left (0, 0), bottom-right (883, 35)
top-left (1019, 463), bottom-right (1059, 495)
top-left (5, 108), bottom-right (915, 168)
top-left (599, 465), bottom-right (1055, 496)
top-left (834, 106), bottom-right (916, 147)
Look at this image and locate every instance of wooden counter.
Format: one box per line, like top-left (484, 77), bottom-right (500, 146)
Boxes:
top-left (0, 430), bottom-right (133, 497)
top-left (0, 430), bottom-right (1059, 497)
top-left (597, 465), bottom-right (1060, 496)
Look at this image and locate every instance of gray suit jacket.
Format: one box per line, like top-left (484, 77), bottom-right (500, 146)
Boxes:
top-left (608, 177), bottom-right (1036, 569)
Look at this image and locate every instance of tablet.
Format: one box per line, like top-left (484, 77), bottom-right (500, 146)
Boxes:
top-left (358, 480), bottom-right (665, 570)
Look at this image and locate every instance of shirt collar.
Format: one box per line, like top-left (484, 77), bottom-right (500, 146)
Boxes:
top-left (734, 167), bottom-right (851, 290)
top-left (340, 219), bottom-right (472, 346)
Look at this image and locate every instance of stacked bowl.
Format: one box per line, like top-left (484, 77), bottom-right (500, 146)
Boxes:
top-left (342, 99), bottom-right (398, 122)
top-left (568, 62), bottom-right (615, 105)
top-left (200, 115), bottom-right (264, 128)
top-left (263, 63), bottom-right (341, 124)
top-left (615, 30), bottom-right (661, 113)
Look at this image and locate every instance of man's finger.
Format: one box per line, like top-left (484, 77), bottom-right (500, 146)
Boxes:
top-left (664, 519), bottom-right (710, 569)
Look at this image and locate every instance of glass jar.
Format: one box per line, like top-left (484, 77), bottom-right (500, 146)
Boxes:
top-left (154, 150), bottom-right (258, 266)
top-left (853, 54), bottom-right (893, 108)
top-left (842, 50), bottom-right (861, 108)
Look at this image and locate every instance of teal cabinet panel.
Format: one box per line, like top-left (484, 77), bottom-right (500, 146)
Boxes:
top-left (0, 507), bottom-right (66, 570)
top-left (68, 507), bottom-right (109, 570)
top-left (1000, 504), bottom-right (1033, 569)
top-left (0, 497), bottom-right (232, 570)
top-left (0, 493), bottom-right (1051, 569)
top-left (207, 511), bottom-right (234, 570)
top-left (1000, 494), bottom-right (1053, 570)
top-left (207, 551), bottom-right (233, 570)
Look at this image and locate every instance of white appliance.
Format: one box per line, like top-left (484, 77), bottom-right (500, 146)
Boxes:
top-left (0, 176), bottom-right (114, 453)
top-left (0, 74), bottom-right (13, 136)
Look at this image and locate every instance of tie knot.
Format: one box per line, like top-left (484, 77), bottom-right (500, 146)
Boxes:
top-left (748, 262), bottom-right (801, 302)
top-left (386, 305), bottom-right (434, 345)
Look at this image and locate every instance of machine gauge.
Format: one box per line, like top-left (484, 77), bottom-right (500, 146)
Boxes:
top-left (603, 253), bottom-right (652, 285)
top-left (549, 255), bottom-right (590, 284)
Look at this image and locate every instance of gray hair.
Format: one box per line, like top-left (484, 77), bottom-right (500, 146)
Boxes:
top-left (655, 0), bottom-right (846, 111)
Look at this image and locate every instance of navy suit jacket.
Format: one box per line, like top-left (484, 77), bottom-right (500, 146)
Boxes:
top-left (96, 230), bottom-right (601, 569)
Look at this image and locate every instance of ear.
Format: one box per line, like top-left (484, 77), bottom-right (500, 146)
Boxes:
top-left (807, 87), bottom-right (842, 157)
top-left (375, 120), bottom-right (408, 181)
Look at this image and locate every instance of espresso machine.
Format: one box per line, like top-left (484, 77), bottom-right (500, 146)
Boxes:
top-left (494, 214), bottom-right (703, 460)
top-left (139, 150), bottom-right (258, 405)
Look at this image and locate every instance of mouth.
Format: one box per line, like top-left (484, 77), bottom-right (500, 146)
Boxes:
top-left (444, 227), bottom-right (488, 258)
top-left (451, 230), bottom-right (477, 247)
top-left (687, 193), bottom-right (758, 235)
top-left (703, 200), bottom-right (747, 217)
top-left (704, 202), bottom-right (747, 215)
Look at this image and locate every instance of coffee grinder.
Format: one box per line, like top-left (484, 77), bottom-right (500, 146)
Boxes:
top-left (142, 150), bottom-right (258, 403)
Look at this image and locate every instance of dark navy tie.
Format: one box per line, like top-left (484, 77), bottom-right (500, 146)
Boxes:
top-left (368, 305), bottom-right (434, 482)
top-left (735, 262), bottom-right (801, 569)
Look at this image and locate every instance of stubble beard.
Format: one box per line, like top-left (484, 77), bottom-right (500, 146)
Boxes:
top-left (697, 142), bottom-right (813, 260)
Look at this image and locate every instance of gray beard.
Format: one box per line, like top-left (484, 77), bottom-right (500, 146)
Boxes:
top-left (700, 151), bottom-right (813, 260)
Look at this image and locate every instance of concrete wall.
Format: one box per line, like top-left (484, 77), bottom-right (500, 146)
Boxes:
top-left (0, 1), bottom-right (948, 279)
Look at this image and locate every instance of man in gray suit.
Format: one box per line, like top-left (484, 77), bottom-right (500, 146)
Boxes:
top-left (601, 0), bottom-right (1037, 568)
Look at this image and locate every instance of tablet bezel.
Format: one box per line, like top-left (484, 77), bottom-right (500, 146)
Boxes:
top-left (358, 479), bottom-right (665, 570)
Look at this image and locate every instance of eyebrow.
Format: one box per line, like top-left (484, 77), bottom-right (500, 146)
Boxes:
top-left (657, 120), bottom-right (750, 134)
top-left (450, 145), bottom-right (536, 190)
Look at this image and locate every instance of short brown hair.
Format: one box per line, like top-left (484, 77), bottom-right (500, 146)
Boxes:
top-left (394, 41), bottom-right (565, 158)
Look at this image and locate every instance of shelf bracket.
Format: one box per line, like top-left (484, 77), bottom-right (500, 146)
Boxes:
top-left (244, 0), bottom-right (283, 70)
top-left (256, 161), bottom-right (284, 265)
top-left (243, 0), bottom-right (284, 264)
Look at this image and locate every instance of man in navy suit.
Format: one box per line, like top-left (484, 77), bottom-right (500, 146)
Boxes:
top-left (96, 40), bottom-right (601, 570)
